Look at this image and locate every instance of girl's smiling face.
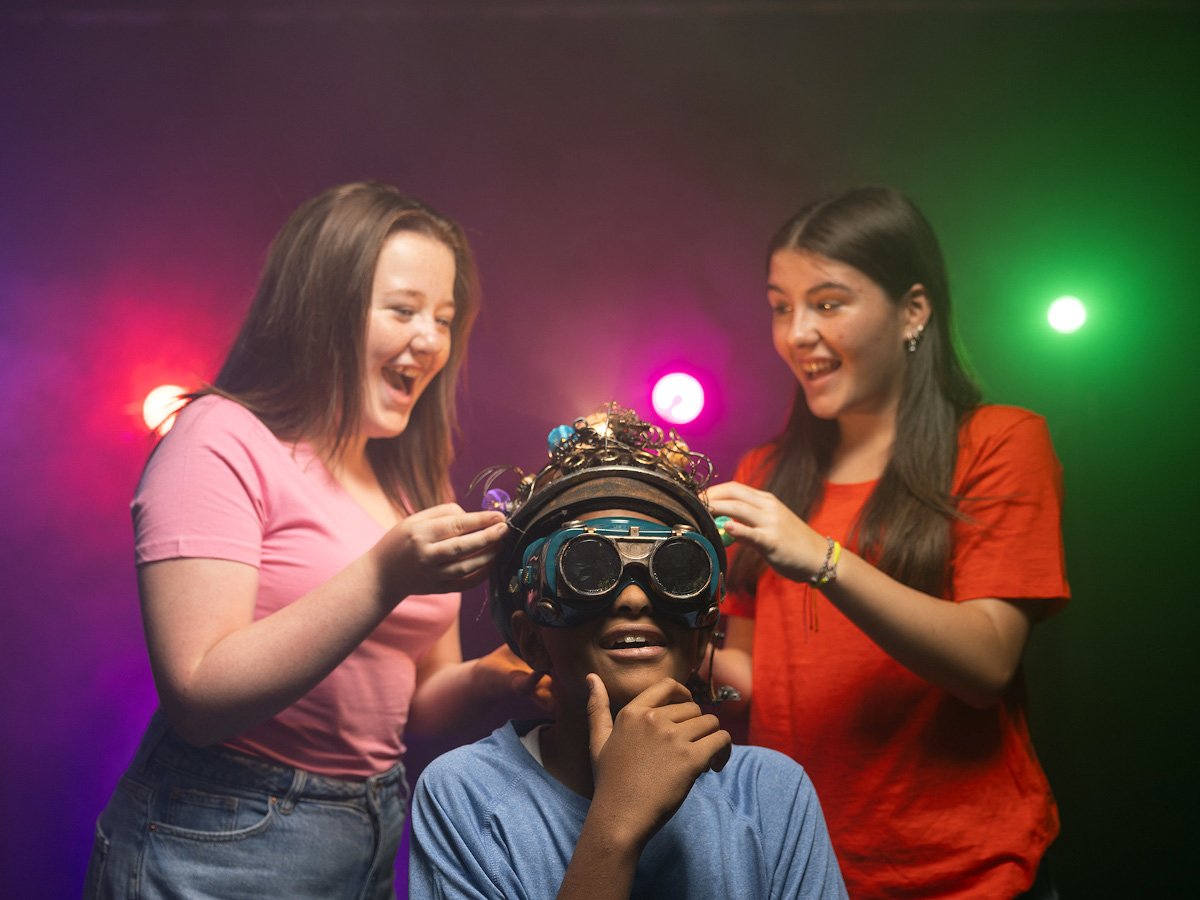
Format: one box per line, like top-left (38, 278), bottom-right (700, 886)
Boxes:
top-left (359, 230), bottom-right (456, 441)
top-left (768, 249), bottom-right (928, 426)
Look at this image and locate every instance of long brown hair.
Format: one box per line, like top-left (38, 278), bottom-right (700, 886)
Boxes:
top-left (729, 186), bottom-right (981, 596)
top-left (207, 181), bottom-right (480, 511)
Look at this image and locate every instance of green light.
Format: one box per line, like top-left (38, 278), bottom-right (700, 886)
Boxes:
top-left (1047, 296), bottom-right (1087, 333)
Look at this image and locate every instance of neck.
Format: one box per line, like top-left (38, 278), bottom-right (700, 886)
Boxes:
top-left (317, 435), bottom-right (402, 527)
top-left (324, 439), bottom-right (371, 482)
top-left (829, 409), bottom-right (896, 483)
top-left (538, 711), bottom-right (597, 798)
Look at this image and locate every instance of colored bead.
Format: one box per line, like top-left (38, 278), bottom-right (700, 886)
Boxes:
top-left (663, 439), bottom-right (690, 469)
top-left (547, 424), bottom-right (576, 451)
top-left (483, 488), bottom-right (512, 513)
top-left (714, 515), bottom-right (735, 547)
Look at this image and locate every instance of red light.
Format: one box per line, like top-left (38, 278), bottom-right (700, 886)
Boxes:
top-left (142, 384), bottom-right (187, 434)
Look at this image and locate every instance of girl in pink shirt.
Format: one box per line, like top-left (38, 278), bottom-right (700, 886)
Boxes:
top-left (85, 182), bottom-right (547, 899)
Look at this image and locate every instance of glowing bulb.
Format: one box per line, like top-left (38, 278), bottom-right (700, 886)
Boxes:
top-left (1047, 296), bottom-right (1087, 333)
top-left (142, 384), bottom-right (187, 434)
top-left (652, 372), bottom-right (704, 425)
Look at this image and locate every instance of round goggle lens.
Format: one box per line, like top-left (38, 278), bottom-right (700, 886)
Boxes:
top-left (559, 534), bottom-right (622, 596)
top-left (651, 538), bottom-right (711, 599)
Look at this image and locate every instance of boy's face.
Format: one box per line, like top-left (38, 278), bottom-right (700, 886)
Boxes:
top-left (510, 508), bottom-right (714, 714)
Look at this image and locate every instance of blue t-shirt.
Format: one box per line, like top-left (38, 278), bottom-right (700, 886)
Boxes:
top-left (410, 721), bottom-right (847, 899)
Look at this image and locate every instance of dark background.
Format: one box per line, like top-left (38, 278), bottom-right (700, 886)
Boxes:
top-left (2, 1), bottom-right (1196, 896)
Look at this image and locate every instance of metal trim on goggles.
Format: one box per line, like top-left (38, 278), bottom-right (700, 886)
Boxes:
top-left (516, 516), bottom-right (723, 629)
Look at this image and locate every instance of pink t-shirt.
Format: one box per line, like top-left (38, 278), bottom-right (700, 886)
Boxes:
top-left (132, 394), bottom-right (459, 779)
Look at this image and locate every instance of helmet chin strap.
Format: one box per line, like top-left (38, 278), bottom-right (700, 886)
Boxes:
top-left (686, 622), bottom-right (741, 706)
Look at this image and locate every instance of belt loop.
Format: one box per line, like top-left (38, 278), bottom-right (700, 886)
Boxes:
top-left (277, 767), bottom-right (307, 815)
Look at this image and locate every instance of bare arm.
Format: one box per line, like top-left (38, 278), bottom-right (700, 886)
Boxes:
top-left (707, 482), bottom-right (1048, 709)
top-left (557, 677), bottom-right (732, 900)
top-left (142, 504), bottom-right (508, 746)
top-left (407, 621), bottom-right (553, 742)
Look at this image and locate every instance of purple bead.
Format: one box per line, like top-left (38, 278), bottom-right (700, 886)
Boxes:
top-left (483, 488), bottom-right (512, 513)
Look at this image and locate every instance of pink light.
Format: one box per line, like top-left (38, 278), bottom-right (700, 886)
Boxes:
top-left (142, 384), bottom-right (187, 434)
top-left (652, 372), bottom-right (704, 425)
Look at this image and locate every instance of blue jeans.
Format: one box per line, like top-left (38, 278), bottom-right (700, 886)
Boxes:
top-left (83, 712), bottom-right (409, 899)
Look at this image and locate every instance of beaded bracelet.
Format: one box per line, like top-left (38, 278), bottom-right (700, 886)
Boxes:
top-left (809, 536), bottom-right (842, 587)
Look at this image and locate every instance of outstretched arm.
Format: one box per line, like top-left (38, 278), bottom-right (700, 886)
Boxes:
top-left (706, 482), bottom-right (1047, 708)
top-left (408, 627), bottom-right (553, 743)
top-left (557, 676), bottom-right (732, 900)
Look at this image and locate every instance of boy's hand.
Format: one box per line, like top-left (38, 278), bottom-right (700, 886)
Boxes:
top-left (584, 674), bottom-right (732, 852)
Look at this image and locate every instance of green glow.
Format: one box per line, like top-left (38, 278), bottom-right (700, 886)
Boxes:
top-left (1047, 296), bottom-right (1087, 333)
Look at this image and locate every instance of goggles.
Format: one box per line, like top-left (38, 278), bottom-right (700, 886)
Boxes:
top-left (515, 516), bottom-right (723, 628)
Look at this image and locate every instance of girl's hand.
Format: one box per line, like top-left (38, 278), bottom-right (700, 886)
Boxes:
top-left (473, 644), bottom-right (554, 718)
top-left (370, 504), bottom-right (508, 601)
top-left (705, 481), bottom-right (828, 584)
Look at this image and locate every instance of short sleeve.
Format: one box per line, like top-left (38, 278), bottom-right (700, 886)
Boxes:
top-left (738, 750), bottom-right (849, 899)
top-left (131, 396), bottom-right (270, 567)
top-left (948, 407), bottom-right (1070, 608)
top-left (409, 773), bottom-right (499, 900)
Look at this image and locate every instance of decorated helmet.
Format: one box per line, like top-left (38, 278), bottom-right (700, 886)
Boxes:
top-left (478, 403), bottom-right (727, 653)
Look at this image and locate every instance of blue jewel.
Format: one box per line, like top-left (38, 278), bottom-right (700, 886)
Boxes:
top-left (547, 424), bottom-right (576, 452)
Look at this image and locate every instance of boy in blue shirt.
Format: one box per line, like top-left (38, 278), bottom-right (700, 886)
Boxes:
top-left (410, 407), bottom-right (846, 899)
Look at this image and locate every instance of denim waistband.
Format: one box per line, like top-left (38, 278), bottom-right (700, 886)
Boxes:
top-left (134, 711), bottom-right (406, 803)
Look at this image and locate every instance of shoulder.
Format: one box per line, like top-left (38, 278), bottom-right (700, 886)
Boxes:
top-left (168, 394), bottom-right (275, 445)
top-left (415, 722), bottom-right (537, 800)
top-left (703, 744), bottom-right (817, 805)
top-left (960, 403), bottom-right (1051, 447)
top-left (410, 723), bottom-right (577, 900)
top-left (135, 395), bottom-right (290, 517)
top-left (727, 743), bottom-right (812, 781)
top-left (147, 394), bottom-right (288, 473)
top-left (412, 722), bottom-right (575, 855)
top-left (957, 404), bottom-right (1058, 472)
top-left (690, 746), bottom-right (834, 849)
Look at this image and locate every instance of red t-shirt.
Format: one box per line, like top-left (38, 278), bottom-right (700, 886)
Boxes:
top-left (723, 405), bottom-right (1070, 899)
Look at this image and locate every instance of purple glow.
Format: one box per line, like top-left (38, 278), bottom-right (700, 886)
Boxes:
top-left (0, 10), bottom-right (1176, 898)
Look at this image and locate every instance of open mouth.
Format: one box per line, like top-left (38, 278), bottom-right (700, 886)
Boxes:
top-left (383, 368), bottom-right (416, 396)
top-left (600, 633), bottom-right (664, 651)
top-left (801, 358), bottom-right (839, 380)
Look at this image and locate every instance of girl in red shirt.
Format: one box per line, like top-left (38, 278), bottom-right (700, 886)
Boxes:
top-left (708, 187), bottom-right (1069, 899)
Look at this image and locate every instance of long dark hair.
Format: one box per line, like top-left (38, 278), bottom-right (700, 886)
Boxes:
top-left (729, 186), bottom-right (981, 596)
top-left (206, 181), bottom-right (480, 512)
